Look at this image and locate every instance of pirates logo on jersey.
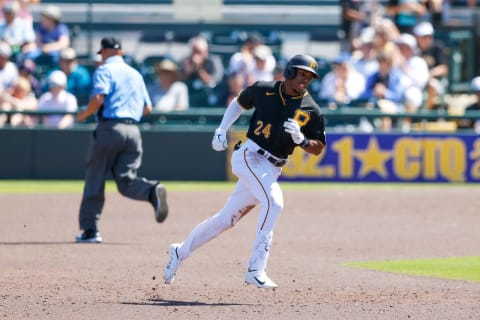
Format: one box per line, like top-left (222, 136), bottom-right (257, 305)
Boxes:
top-left (293, 109), bottom-right (310, 126)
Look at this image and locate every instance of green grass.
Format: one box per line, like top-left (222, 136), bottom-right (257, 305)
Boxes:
top-left (346, 256), bottom-right (480, 283)
top-left (0, 180), bottom-right (478, 194)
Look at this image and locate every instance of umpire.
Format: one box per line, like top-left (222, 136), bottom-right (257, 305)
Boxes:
top-left (75, 36), bottom-right (168, 243)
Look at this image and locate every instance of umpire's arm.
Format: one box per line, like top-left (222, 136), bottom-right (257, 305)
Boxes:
top-left (77, 94), bottom-right (104, 122)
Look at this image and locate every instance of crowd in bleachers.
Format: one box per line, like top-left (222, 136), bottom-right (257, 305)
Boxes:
top-left (0, 0), bottom-right (479, 131)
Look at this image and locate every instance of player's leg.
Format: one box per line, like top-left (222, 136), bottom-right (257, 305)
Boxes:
top-left (233, 145), bottom-right (284, 287)
top-left (163, 180), bottom-right (258, 283)
top-left (178, 180), bottom-right (258, 260)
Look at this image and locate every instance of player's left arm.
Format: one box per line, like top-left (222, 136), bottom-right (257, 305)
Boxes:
top-left (301, 139), bottom-right (325, 156)
top-left (300, 108), bottom-right (326, 156)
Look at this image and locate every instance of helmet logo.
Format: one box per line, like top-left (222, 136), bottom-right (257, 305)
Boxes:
top-left (309, 61), bottom-right (317, 69)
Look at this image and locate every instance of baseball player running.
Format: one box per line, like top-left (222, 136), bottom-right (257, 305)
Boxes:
top-left (163, 54), bottom-right (326, 288)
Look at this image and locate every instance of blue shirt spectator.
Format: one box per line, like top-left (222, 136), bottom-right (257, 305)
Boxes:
top-left (30, 5), bottom-right (70, 61)
top-left (58, 48), bottom-right (92, 105)
top-left (359, 49), bottom-right (412, 108)
top-left (92, 55), bottom-right (151, 122)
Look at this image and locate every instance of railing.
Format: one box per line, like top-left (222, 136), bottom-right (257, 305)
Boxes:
top-left (2, 108), bottom-right (479, 131)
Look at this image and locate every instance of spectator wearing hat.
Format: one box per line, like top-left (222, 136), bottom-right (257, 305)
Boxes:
top-left (0, 1), bottom-right (36, 59)
top-left (394, 33), bottom-right (429, 130)
top-left (0, 0), bottom-right (40, 27)
top-left (251, 44), bottom-right (276, 83)
top-left (413, 21), bottom-right (448, 110)
top-left (457, 76), bottom-right (480, 130)
top-left (318, 53), bottom-right (366, 107)
top-left (18, 58), bottom-right (40, 97)
top-left (31, 5), bottom-right (70, 61)
top-left (37, 69), bottom-right (77, 128)
top-left (147, 59), bottom-right (189, 112)
top-left (0, 41), bottom-right (18, 92)
top-left (58, 47), bottom-right (92, 105)
top-left (0, 75), bottom-right (37, 127)
top-left (228, 32), bottom-right (275, 88)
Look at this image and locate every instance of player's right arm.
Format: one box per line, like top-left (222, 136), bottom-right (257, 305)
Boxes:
top-left (212, 97), bottom-right (246, 151)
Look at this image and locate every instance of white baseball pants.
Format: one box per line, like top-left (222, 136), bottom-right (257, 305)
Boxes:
top-left (176, 139), bottom-right (284, 272)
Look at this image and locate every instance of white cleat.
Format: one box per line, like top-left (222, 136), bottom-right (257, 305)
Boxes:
top-left (245, 270), bottom-right (278, 289)
top-left (163, 243), bottom-right (181, 284)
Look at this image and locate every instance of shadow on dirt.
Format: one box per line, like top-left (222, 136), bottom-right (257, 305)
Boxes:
top-left (122, 299), bottom-right (251, 307)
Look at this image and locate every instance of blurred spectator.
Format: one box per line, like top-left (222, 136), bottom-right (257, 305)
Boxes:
top-left (228, 32), bottom-right (275, 88)
top-left (0, 76), bottom-right (37, 127)
top-left (0, 41), bottom-right (18, 91)
top-left (341, 0), bottom-right (385, 52)
top-left (217, 71), bottom-right (243, 106)
top-left (0, 0), bottom-right (40, 27)
top-left (372, 19), bottom-right (400, 58)
top-left (394, 33), bottom-right (430, 130)
top-left (31, 5), bottom-right (69, 61)
top-left (340, 0), bottom-right (364, 51)
top-left (147, 59), bottom-right (189, 112)
top-left (360, 49), bottom-right (413, 130)
top-left (37, 69), bottom-right (77, 128)
top-left (386, 0), bottom-right (427, 33)
top-left (93, 53), bottom-right (102, 68)
top-left (18, 58), bottom-right (40, 97)
top-left (58, 47), bottom-right (92, 104)
top-left (273, 61), bottom-right (286, 81)
top-left (351, 26), bottom-right (379, 80)
top-left (0, 1), bottom-right (36, 59)
top-left (457, 76), bottom-right (480, 130)
top-left (251, 44), bottom-right (275, 82)
top-left (179, 36), bottom-right (224, 89)
top-left (318, 53), bottom-right (366, 108)
top-left (424, 0), bottom-right (443, 27)
top-left (413, 21), bottom-right (448, 110)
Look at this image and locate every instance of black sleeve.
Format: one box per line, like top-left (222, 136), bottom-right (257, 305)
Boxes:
top-left (237, 86), bottom-right (256, 110)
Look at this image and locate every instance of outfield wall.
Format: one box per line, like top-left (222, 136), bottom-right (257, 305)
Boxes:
top-left (1, 128), bottom-right (479, 183)
top-left (0, 128), bottom-right (226, 181)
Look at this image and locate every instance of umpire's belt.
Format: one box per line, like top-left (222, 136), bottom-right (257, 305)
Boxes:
top-left (257, 149), bottom-right (287, 167)
top-left (100, 117), bottom-right (138, 125)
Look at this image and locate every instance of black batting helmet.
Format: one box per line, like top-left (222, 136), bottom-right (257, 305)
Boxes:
top-left (284, 54), bottom-right (320, 80)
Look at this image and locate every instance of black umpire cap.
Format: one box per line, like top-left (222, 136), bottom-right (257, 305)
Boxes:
top-left (97, 37), bottom-right (122, 54)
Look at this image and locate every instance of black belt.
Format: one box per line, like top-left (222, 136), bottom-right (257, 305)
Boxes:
top-left (257, 149), bottom-right (287, 167)
top-left (100, 117), bottom-right (138, 125)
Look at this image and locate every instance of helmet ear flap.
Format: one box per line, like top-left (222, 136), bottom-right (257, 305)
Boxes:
top-left (283, 63), bottom-right (296, 80)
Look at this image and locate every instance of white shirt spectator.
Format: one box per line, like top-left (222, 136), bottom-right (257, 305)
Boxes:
top-left (38, 89), bottom-right (77, 127)
top-left (319, 55), bottom-right (366, 104)
top-left (0, 1), bottom-right (35, 49)
top-left (0, 40), bottom-right (18, 92)
top-left (38, 70), bottom-right (77, 128)
top-left (149, 81), bottom-right (189, 112)
top-left (251, 44), bottom-right (275, 82)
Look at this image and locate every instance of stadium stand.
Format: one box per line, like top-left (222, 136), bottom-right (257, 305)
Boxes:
top-left (0, 0), bottom-right (477, 131)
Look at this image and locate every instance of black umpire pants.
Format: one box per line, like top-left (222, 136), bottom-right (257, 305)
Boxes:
top-left (78, 120), bottom-right (157, 232)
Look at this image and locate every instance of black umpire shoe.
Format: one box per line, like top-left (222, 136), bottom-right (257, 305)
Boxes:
top-left (153, 183), bottom-right (169, 223)
top-left (75, 229), bottom-right (103, 243)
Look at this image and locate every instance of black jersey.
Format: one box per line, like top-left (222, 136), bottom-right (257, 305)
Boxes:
top-left (237, 80), bottom-right (326, 159)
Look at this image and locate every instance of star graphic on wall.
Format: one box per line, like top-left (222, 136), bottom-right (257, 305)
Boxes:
top-left (354, 137), bottom-right (392, 178)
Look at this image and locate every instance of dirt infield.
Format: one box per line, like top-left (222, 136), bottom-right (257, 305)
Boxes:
top-left (1, 185), bottom-right (479, 319)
